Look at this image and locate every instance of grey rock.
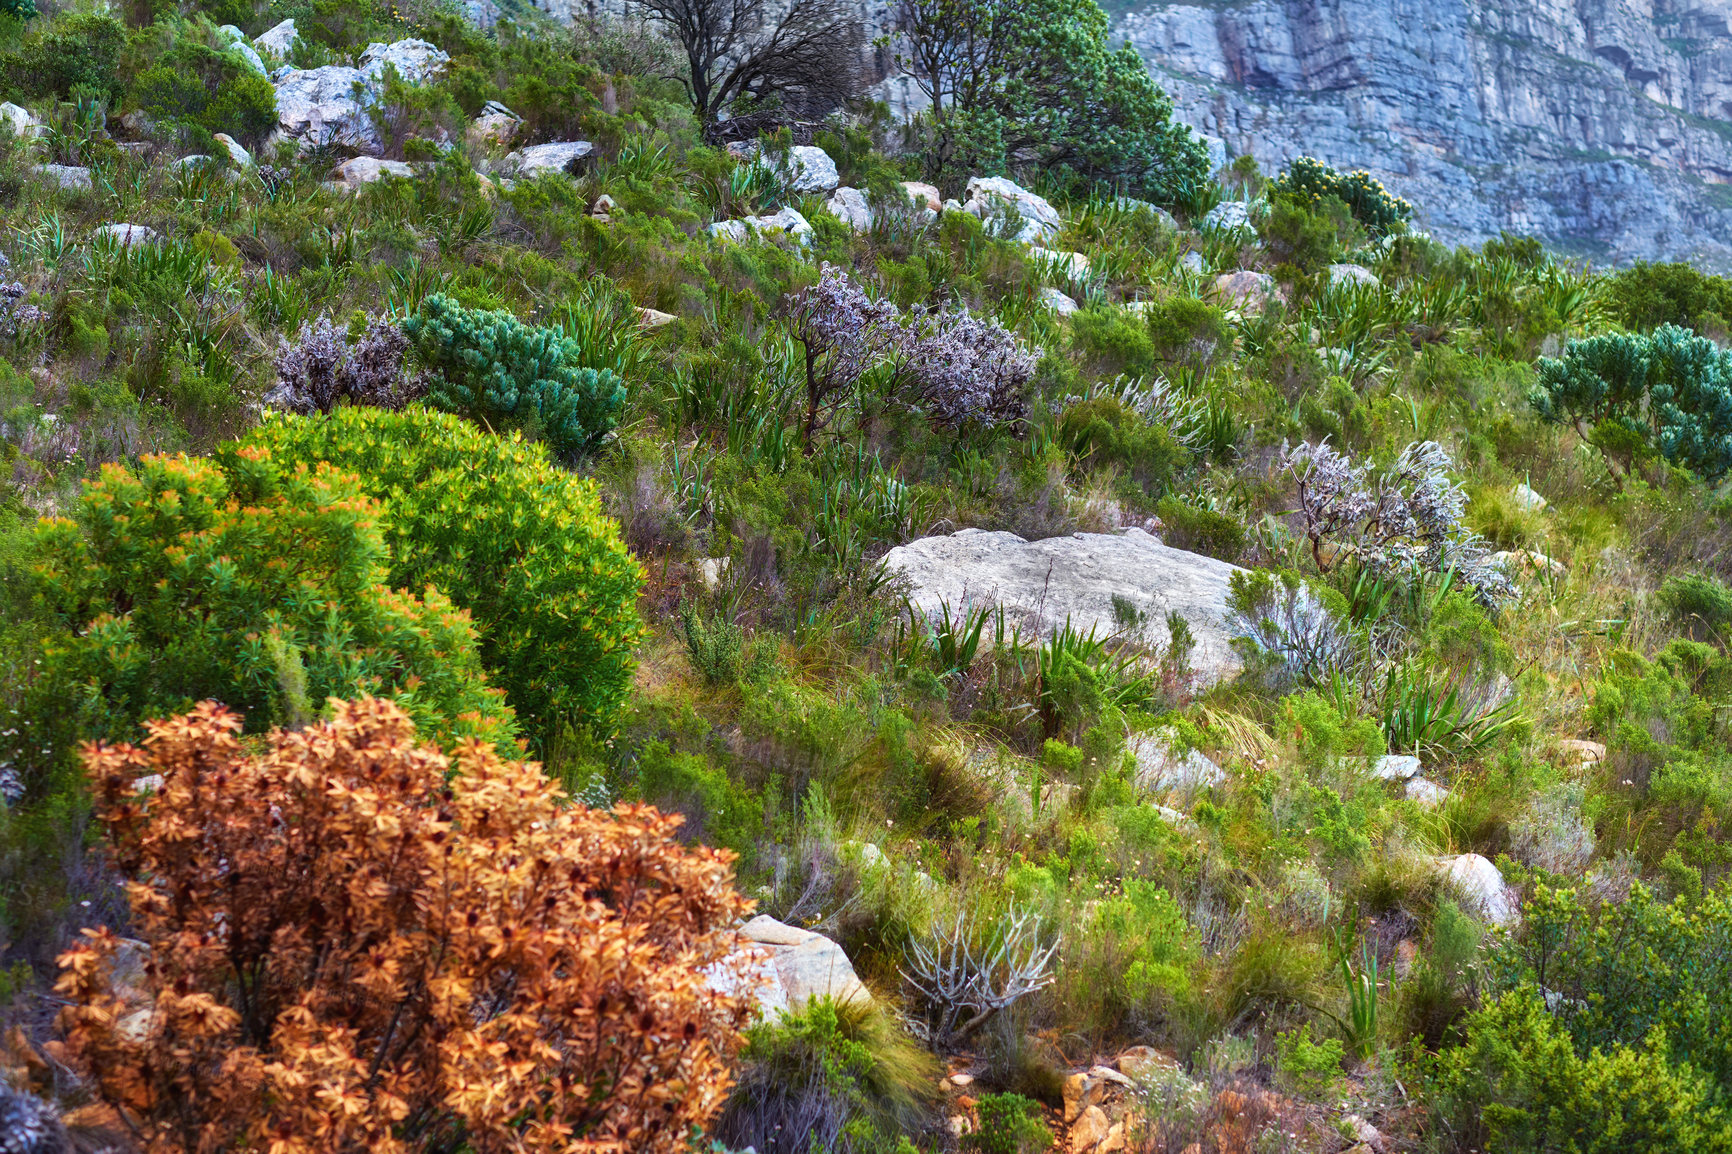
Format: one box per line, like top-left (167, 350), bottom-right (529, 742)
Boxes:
top-left (1201, 200), bottom-right (1251, 231)
top-left (736, 914), bottom-right (871, 1016)
top-left (1511, 482), bottom-right (1548, 513)
top-left (1115, 196), bottom-right (1179, 230)
top-left (728, 141), bottom-right (840, 191)
top-left (216, 25), bottom-right (269, 75)
top-left (333, 155), bottom-right (414, 189)
top-left (1039, 286), bottom-right (1080, 315)
top-left (963, 175), bottom-right (1062, 243)
top-left (273, 66), bottom-right (380, 153)
top-left (255, 17), bottom-right (298, 58)
top-left (359, 38), bottom-right (450, 86)
top-left (94, 223), bottom-right (159, 248)
top-left (1327, 262), bottom-right (1379, 287)
top-left (213, 133), bottom-right (253, 167)
top-left (34, 164), bottom-right (91, 190)
top-left (1131, 728), bottom-right (1226, 792)
top-left (1439, 852), bottom-right (1516, 925)
top-left (1213, 269), bottom-right (1281, 312)
top-left (1112, 0), bottom-right (1732, 268)
top-left (1029, 247), bottom-right (1091, 280)
top-left (709, 206), bottom-right (814, 246)
top-left (882, 527), bottom-right (1248, 686)
top-left (503, 140), bottom-right (594, 177)
top-left (1370, 753), bottom-right (1423, 781)
top-left (826, 185), bottom-right (873, 231)
top-left (1406, 777), bottom-right (1449, 807)
top-left (468, 102), bottom-right (521, 148)
top-left (1180, 250), bottom-right (1205, 273)
top-left (0, 1085), bottom-right (67, 1154)
top-left (0, 101), bottom-right (38, 138)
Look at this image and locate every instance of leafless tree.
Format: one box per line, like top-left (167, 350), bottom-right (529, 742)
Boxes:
top-left (634, 0), bottom-right (866, 130)
top-left (902, 902), bottom-right (1058, 1048)
top-left (786, 263), bottom-right (904, 450)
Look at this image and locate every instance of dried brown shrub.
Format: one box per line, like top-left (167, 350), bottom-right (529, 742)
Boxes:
top-left (54, 697), bottom-right (756, 1154)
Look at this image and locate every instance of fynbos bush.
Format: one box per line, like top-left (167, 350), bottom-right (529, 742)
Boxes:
top-left (264, 314), bottom-right (415, 415)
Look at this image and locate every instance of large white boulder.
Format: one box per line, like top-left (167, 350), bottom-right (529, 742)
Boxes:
top-left (1439, 853), bottom-right (1516, 926)
top-left (826, 185), bottom-right (872, 231)
top-left (882, 527), bottom-right (1248, 686)
top-left (0, 102), bottom-right (36, 137)
top-left (1039, 286), bottom-right (1079, 315)
top-left (732, 915), bottom-right (870, 1018)
top-left (502, 140), bottom-right (594, 177)
top-left (708, 206), bottom-right (813, 247)
top-left (333, 155), bottom-right (414, 189)
top-left (785, 144), bottom-right (839, 191)
top-left (255, 18), bottom-right (298, 59)
top-left (360, 38), bottom-right (450, 86)
top-left (273, 66), bottom-right (380, 152)
top-left (963, 176), bottom-right (1061, 244)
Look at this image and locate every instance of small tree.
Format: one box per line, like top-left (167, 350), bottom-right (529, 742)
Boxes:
top-left (892, 0), bottom-right (1209, 200)
top-left (786, 263), bottom-right (904, 449)
top-left (636, 0), bottom-right (864, 131)
top-left (57, 696), bottom-right (757, 1154)
top-left (1269, 157), bottom-right (1412, 238)
top-left (1531, 323), bottom-right (1732, 483)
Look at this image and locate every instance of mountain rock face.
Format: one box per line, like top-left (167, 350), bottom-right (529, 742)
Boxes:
top-left (1112, 0), bottom-right (1732, 267)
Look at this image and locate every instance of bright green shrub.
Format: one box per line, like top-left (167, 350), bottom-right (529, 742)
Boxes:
top-left (1605, 262), bottom-right (1732, 334)
top-left (1059, 878), bottom-right (1199, 1031)
top-left (403, 294), bottom-right (628, 459)
top-left (1270, 156), bottom-right (1413, 237)
top-left (0, 13), bottom-right (124, 100)
top-left (17, 447), bottom-right (516, 796)
top-left (1260, 190), bottom-right (1354, 271)
top-left (1429, 988), bottom-right (1732, 1153)
top-left (1659, 573), bottom-right (1732, 640)
top-left (1531, 324), bottom-right (1732, 482)
top-left (965, 1093), bottom-right (1053, 1154)
top-left (1156, 495), bottom-right (1245, 560)
top-left (633, 740), bottom-right (760, 852)
top-left (243, 406), bottom-right (643, 741)
top-left (1058, 398), bottom-right (1186, 496)
top-left (1274, 1022), bottom-right (1343, 1098)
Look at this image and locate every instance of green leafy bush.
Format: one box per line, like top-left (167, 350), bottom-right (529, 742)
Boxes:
top-left (1428, 988), bottom-right (1732, 1153)
top-left (1659, 573), bottom-right (1732, 640)
top-left (243, 406), bottom-right (643, 741)
top-left (965, 1093), bottom-right (1053, 1154)
top-left (0, 12), bottom-right (123, 100)
top-left (1155, 495), bottom-right (1245, 560)
top-left (1605, 262), bottom-right (1732, 334)
top-left (17, 447), bottom-right (516, 796)
top-left (403, 294), bottom-right (629, 459)
top-left (1269, 156), bottom-right (1413, 238)
top-left (1531, 324), bottom-right (1732, 482)
top-left (1274, 1022), bottom-right (1343, 1098)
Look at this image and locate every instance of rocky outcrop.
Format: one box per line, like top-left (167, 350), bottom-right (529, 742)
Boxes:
top-left (734, 915), bottom-right (871, 1018)
top-left (360, 38), bottom-right (450, 86)
top-left (962, 176), bottom-right (1061, 243)
top-left (502, 140), bottom-right (594, 177)
top-left (827, 185), bottom-right (873, 231)
top-left (882, 527), bottom-right (1247, 685)
top-left (273, 66), bottom-right (379, 152)
top-left (332, 156), bottom-right (414, 189)
top-left (1113, 0), bottom-right (1732, 268)
top-left (709, 206), bottom-right (814, 246)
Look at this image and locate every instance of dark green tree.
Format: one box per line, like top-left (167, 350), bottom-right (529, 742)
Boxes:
top-left (1531, 323), bottom-right (1732, 483)
top-left (892, 0), bottom-right (1209, 203)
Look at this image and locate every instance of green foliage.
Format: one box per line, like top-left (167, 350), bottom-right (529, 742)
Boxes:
top-left (1379, 663), bottom-right (1522, 762)
top-left (1155, 495), bottom-right (1244, 560)
top-left (18, 448), bottom-right (516, 797)
top-left (964, 1093), bottom-right (1053, 1154)
top-left (1428, 988), bottom-right (1732, 1154)
top-left (128, 29), bottom-right (280, 146)
top-left (1064, 879), bottom-right (1200, 1029)
top-left (243, 407), bottom-right (644, 743)
top-left (1659, 572), bottom-right (1732, 640)
top-left (0, 12), bottom-right (124, 100)
top-left (900, 0), bottom-right (1209, 202)
top-left (1531, 324), bottom-right (1732, 481)
top-left (1605, 262), bottom-right (1732, 334)
top-left (404, 294), bottom-right (629, 459)
top-left (1057, 397), bottom-right (1186, 495)
top-left (633, 739), bottom-right (761, 851)
top-left (680, 602), bottom-right (744, 686)
top-left (1274, 1023), bottom-right (1344, 1098)
top-left (1269, 157), bottom-right (1413, 238)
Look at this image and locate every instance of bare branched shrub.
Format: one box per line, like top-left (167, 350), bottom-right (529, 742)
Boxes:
top-left (1285, 439), bottom-right (1513, 605)
top-left (902, 310), bottom-right (1035, 431)
top-left (265, 315), bottom-right (416, 415)
top-left (56, 697), bottom-right (755, 1154)
top-left (902, 902), bottom-right (1058, 1048)
top-left (787, 262), bottom-right (903, 447)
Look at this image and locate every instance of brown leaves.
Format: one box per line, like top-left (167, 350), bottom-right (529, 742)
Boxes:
top-left (58, 697), bottom-right (756, 1154)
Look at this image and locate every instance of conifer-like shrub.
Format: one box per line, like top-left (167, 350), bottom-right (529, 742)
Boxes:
top-left (244, 407), bottom-right (644, 741)
top-left (1532, 323), bottom-right (1732, 482)
top-left (19, 448), bottom-right (514, 793)
top-left (1269, 156), bottom-right (1413, 237)
top-left (56, 697), bottom-right (755, 1154)
top-left (404, 294), bottom-right (628, 459)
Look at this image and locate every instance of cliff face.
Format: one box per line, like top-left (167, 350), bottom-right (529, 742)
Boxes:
top-left (1112, 0), bottom-right (1732, 266)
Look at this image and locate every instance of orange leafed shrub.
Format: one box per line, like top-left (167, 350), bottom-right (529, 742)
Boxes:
top-left (54, 697), bottom-right (757, 1154)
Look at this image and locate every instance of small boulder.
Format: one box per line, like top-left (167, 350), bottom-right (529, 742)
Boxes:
top-left (826, 185), bottom-right (873, 231)
top-left (1327, 262), bottom-right (1380, 287)
top-left (1029, 247), bottom-right (1090, 281)
top-left (1490, 549), bottom-right (1565, 579)
top-left (1114, 196), bottom-right (1178, 230)
top-left (34, 164), bottom-right (91, 190)
top-left (1202, 200), bottom-right (1251, 231)
top-left (709, 206), bottom-right (813, 247)
top-left (359, 38), bottom-right (450, 86)
top-left (1557, 738), bottom-right (1606, 765)
top-left (1370, 754), bottom-right (1423, 781)
top-left (1180, 250), bottom-right (1205, 273)
top-left (255, 17), bottom-right (298, 58)
top-left (503, 140), bottom-right (594, 177)
top-left (1213, 269), bottom-right (1282, 313)
top-left (216, 24), bottom-right (269, 75)
top-left (1439, 853), bottom-right (1516, 926)
top-left (212, 133), bottom-right (252, 167)
top-left (1114, 1045), bottom-right (1181, 1080)
top-left (591, 192), bottom-right (617, 220)
top-left (1070, 1104), bottom-right (1112, 1152)
top-left (1039, 286), bottom-right (1079, 315)
top-left (94, 223), bottom-right (159, 248)
top-left (1131, 729), bottom-right (1225, 793)
top-left (468, 100), bottom-right (520, 148)
top-left (963, 175), bottom-right (1061, 243)
top-left (0, 101), bottom-right (39, 138)
top-left (901, 180), bottom-right (942, 218)
top-left (333, 156), bottom-right (414, 189)
top-left (637, 306), bottom-right (679, 329)
top-left (274, 66), bottom-right (380, 152)
top-left (1511, 482), bottom-right (1548, 513)
top-left (737, 914), bottom-right (870, 1013)
top-left (785, 144), bottom-right (839, 192)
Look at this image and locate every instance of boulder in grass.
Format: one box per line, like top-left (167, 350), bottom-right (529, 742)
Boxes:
top-left (963, 175), bottom-right (1061, 244)
top-left (333, 156), bottom-right (414, 190)
top-left (273, 66), bottom-right (380, 153)
top-left (1327, 262), bottom-right (1380, 287)
top-left (1439, 853), bottom-right (1516, 925)
top-left (715, 915), bottom-right (871, 1020)
top-left (502, 140), bottom-right (594, 178)
top-left (256, 17), bottom-right (298, 58)
top-left (1202, 200), bottom-right (1251, 231)
top-left (94, 223), bottom-right (159, 248)
top-left (826, 185), bottom-right (873, 231)
top-left (359, 38), bottom-right (450, 86)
